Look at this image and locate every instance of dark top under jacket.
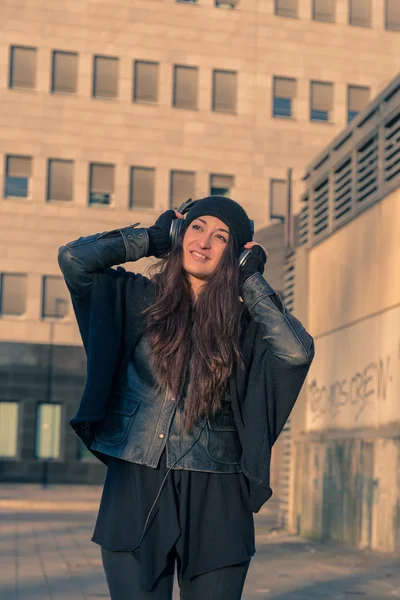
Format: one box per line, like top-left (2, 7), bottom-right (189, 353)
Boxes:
top-left (92, 449), bottom-right (255, 591)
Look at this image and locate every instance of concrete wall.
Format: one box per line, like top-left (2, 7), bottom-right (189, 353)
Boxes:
top-left (290, 188), bottom-right (400, 552)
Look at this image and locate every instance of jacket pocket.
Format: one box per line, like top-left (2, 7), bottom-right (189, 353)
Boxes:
top-left (94, 393), bottom-right (140, 446)
top-left (206, 410), bottom-right (242, 464)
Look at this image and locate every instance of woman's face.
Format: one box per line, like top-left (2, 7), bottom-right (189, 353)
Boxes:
top-left (182, 215), bottom-right (230, 280)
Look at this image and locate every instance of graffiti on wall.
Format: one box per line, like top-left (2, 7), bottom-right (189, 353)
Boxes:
top-left (309, 353), bottom-right (395, 423)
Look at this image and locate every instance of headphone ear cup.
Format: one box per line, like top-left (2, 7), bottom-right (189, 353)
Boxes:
top-left (238, 248), bottom-right (251, 268)
top-left (169, 218), bottom-right (184, 248)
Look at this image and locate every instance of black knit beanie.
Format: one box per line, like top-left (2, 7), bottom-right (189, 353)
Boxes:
top-left (182, 196), bottom-right (252, 251)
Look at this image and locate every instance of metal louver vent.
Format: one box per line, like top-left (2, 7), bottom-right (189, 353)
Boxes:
top-left (333, 156), bottom-right (352, 221)
top-left (384, 111), bottom-right (400, 183)
top-left (312, 177), bottom-right (329, 236)
top-left (356, 133), bottom-right (378, 203)
top-left (297, 195), bottom-right (309, 246)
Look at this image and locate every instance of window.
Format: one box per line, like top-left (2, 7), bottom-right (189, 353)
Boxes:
top-left (212, 70), bottom-right (237, 113)
top-left (42, 276), bottom-right (69, 319)
top-left (273, 77), bottom-right (296, 118)
top-left (4, 155), bottom-right (32, 198)
top-left (9, 46), bottom-right (36, 89)
top-left (177, 0), bottom-right (197, 3)
top-left (133, 61), bottom-right (158, 103)
top-left (216, 0), bottom-right (238, 7)
top-left (313, 0), bottom-right (335, 22)
top-left (348, 86), bottom-right (370, 123)
top-left (173, 65), bottom-right (198, 110)
top-left (130, 167), bottom-right (155, 209)
top-left (275, 0), bottom-right (298, 18)
top-left (47, 159), bottom-right (73, 201)
top-left (270, 179), bottom-right (288, 221)
top-left (0, 402), bottom-right (19, 457)
top-left (93, 56), bottom-right (118, 98)
top-left (0, 273), bottom-right (26, 316)
top-left (210, 174), bottom-right (234, 197)
top-left (170, 171), bottom-right (196, 210)
top-left (51, 51), bottom-right (78, 94)
top-left (89, 163), bottom-right (114, 205)
top-left (310, 81), bottom-right (333, 122)
top-left (386, 0), bottom-right (400, 31)
top-left (349, 0), bottom-right (371, 27)
top-left (35, 403), bottom-right (62, 459)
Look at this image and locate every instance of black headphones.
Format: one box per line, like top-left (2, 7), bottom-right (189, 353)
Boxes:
top-left (169, 198), bottom-right (254, 268)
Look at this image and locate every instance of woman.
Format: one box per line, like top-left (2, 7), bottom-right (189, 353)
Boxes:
top-left (58, 196), bottom-right (314, 600)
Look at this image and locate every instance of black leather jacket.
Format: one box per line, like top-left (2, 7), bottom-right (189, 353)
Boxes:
top-left (58, 225), bottom-right (314, 473)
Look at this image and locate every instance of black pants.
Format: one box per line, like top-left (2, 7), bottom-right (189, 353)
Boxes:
top-left (101, 548), bottom-right (251, 600)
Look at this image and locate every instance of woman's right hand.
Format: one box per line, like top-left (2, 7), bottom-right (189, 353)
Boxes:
top-left (146, 210), bottom-right (184, 258)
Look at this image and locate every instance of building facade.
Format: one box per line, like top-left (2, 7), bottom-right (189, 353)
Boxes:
top-left (0, 0), bottom-right (399, 482)
top-left (287, 74), bottom-right (400, 552)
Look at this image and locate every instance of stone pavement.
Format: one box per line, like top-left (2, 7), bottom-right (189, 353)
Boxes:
top-left (1, 484), bottom-right (400, 599)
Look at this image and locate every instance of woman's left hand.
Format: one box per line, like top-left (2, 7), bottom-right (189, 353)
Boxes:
top-left (238, 242), bottom-right (268, 289)
top-left (243, 241), bottom-right (268, 258)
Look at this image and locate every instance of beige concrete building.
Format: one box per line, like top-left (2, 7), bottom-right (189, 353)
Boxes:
top-left (287, 74), bottom-right (400, 552)
top-left (0, 0), bottom-right (399, 482)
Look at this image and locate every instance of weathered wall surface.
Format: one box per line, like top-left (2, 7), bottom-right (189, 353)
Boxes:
top-left (290, 189), bottom-right (400, 553)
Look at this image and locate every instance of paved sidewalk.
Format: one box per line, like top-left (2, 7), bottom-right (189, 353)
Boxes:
top-left (1, 485), bottom-right (400, 599)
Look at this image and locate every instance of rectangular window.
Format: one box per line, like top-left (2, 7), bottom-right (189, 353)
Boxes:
top-left (51, 51), bottom-right (78, 94)
top-left (0, 402), bottom-right (19, 457)
top-left (273, 77), bottom-right (296, 118)
top-left (35, 403), bottom-right (62, 459)
top-left (310, 81), bottom-right (333, 122)
top-left (173, 65), bottom-right (198, 110)
top-left (42, 276), bottom-right (69, 319)
top-left (93, 56), bottom-right (118, 99)
top-left (210, 174), bottom-right (234, 197)
top-left (47, 159), bottom-right (73, 201)
top-left (89, 163), bottom-right (114, 205)
top-left (348, 85), bottom-right (370, 123)
top-left (4, 155), bottom-right (32, 198)
top-left (170, 171), bottom-right (195, 210)
top-left (386, 0), bottom-right (400, 31)
top-left (313, 0), bottom-right (335, 22)
top-left (270, 179), bottom-right (287, 221)
top-left (349, 0), bottom-right (371, 27)
top-left (0, 273), bottom-right (27, 316)
top-left (216, 0), bottom-right (238, 7)
top-left (177, 0), bottom-right (197, 3)
top-left (9, 46), bottom-right (36, 89)
top-left (275, 0), bottom-right (298, 18)
top-left (133, 61), bottom-right (159, 103)
top-left (212, 70), bottom-right (237, 113)
top-left (130, 167), bottom-right (155, 209)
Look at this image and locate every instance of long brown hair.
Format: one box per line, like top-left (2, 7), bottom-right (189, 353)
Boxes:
top-left (141, 232), bottom-right (247, 431)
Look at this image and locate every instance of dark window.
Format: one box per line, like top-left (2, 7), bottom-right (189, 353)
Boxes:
top-left (133, 61), bottom-right (159, 103)
top-left (348, 85), bottom-right (370, 123)
top-left (93, 56), bottom-right (118, 98)
top-left (170, 171), bottom-right (195, 210)
top-left (47, 159), bottom-right (73, 201)
top-left (51, 51), bottom-right (78, 94)
top-left (4, 155), bottom-right (32, 198)
top-left (313, 0), bottom-right (335, 22)
top-left (42, 276), bottom-right (69, 319)
top-left (130, 167), bottom-right (155, 209)
top-left (386, 0), bottom-right (400, 31)
top-left (89, 163), bottom-right (114, 205)
top-left (35, 404), bottom-right (62, 459)
top-left (212, 70), bottom-right (237, 113)
top-left (176, 0), bottom-right (197, 3)
top-left (275, 0), bottom-right (298, 18)
top-left (0, 402), bottom-right (19, 458)
top-left (210, 174), bottom-right (234, 197)
top-left (216, 0), bottom-right (238, 7)
top-left (173, 65), bottom-right (198, 110)
top-left (270, 179), bottom-right (287, 221)
top-left (310, 81), bottom-right (333, 122)
top-left (273, 77), bottom-right (296, 118)
top-left (349, 0), bottom-right (371, 27)
top-left (0, 273), bottom-right (26, 316)
top-left (9, 46), bottom-right (36, 89)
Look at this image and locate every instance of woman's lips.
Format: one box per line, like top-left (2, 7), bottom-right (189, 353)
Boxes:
top-left (190, 251), bottom-right (209, 261)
